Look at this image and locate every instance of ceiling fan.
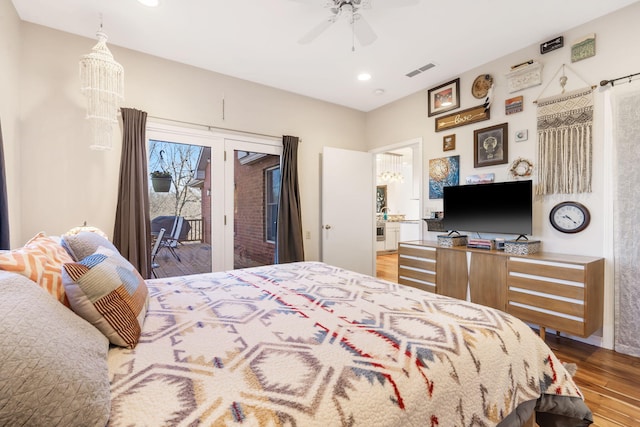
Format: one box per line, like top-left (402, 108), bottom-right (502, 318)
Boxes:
top-left (294, 0), bottom-right (420, 47)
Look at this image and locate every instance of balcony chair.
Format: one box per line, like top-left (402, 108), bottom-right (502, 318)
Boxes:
top-left (151, 227), bottom-right (166, 278)
top-left (159, 216), bottom-right (184, 262)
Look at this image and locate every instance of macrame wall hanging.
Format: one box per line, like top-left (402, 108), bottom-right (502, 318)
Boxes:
top-left (534, 64), bottom-right (595, 195)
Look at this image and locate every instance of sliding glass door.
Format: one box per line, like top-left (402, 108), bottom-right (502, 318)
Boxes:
top-left (147, 123), bottom-right (281, 277)
top-left (224, 139), bottom-right (282, 270)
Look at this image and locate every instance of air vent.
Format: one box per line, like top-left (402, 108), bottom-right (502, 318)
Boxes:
top-left (405, 62), bottom-right (435, 78)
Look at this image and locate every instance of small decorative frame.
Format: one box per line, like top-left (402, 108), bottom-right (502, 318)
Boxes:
top-left (474, 122), bottom-right (508, 168)
top-left (435, 104), bottom-right (490, 132)
top-left (466, 173), bottom-right (495, 184)
top-left (443, 134), bottom-right (456, 151)
top-left (571, 33), bottom-right (596, 63)
top-left (427, 78), bottom-right (460, 117)
top-left (505, 96), bottom-right (524, 115)
top-left (515, 129), bottom-right (528, 142)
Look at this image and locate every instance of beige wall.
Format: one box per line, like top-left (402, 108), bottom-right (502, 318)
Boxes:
top-left (11, 18), bottom-right (366, 262)
top-left (367, 1), bottom-right (640, 257)
top-left (365, 2), bottom-right (640, 348)
top-left (0, 0), bottom-right (22, 248)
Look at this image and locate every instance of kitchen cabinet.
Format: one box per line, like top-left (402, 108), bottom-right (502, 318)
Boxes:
top-left (400, 221), bottom-right (420, 242)
top-left (384, 222), bottom-right (400, 251)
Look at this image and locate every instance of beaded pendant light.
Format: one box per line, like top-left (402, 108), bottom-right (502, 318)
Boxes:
top-left (79, 23), bottom-right (124, 150)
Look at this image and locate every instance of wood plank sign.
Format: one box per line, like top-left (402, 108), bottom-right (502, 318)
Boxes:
top-left (435, 105), bottom-right (490, 132)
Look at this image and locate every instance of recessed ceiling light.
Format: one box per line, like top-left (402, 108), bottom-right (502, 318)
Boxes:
top-left (357, 73), bottom-right (371, 81)
top-left (138, 0), bottom-right (159, 7)
top-left (373, 88), bottom-right (385, 95)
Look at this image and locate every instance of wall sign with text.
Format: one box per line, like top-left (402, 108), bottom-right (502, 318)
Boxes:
top-left (435, 105), bottom-right (490, 132)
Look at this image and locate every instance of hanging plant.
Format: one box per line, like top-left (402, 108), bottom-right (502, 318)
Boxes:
top-left (150, 170), bottom-right (172, 192)
top-left (150, 149), bottom-right (172, 192)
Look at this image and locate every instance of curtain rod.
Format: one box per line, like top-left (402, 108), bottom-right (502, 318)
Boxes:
top-left (147, 115), bottom-right (284, 141)
top-left (600, 71), bottom-right (640, 87)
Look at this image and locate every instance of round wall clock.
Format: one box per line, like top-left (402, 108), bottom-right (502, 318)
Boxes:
top-left (549, 201), bottom-right (591, 233)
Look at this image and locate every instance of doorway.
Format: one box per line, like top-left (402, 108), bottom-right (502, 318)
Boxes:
top-left (229, 147), bottom-right (281, 269)
top-left (371, 137), bottom-right (423, 281)
top-left (147, 123), bottom-right (282, 277)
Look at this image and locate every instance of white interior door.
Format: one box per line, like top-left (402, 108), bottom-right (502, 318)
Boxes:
top-left (321, 147), bottom-right (375, 275)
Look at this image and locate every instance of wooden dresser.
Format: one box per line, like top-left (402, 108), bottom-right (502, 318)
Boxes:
top-left (397, 240), bottom-right (604, 338)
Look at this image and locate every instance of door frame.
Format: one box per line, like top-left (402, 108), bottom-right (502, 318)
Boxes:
top-left (222, 137), bottom-right (282, 270)
top-left (146, 122), bottom-right (282, 272)
top-left (369, 137), bottom-right (424, 270)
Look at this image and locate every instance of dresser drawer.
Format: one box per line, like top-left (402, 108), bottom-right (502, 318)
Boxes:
top-left (398, 242), bottom-right (437, 293)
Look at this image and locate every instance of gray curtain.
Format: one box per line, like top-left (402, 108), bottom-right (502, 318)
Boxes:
top-left (113, 108), bottom-right (152, 278)
top-left (276, 135), bottom-right (304, 263)
top-left (0, 119), bottom-right (9, 250)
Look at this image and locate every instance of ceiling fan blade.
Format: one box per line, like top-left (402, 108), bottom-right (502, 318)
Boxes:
top-left (352, 14), bottom-right (377, 46)
top-left (298, 17), bottom-right (336, 44)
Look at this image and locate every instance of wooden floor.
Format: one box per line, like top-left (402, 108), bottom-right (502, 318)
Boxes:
top-left (151, 242), bottom-right (269, 278)
top-left (152, 242), bottom-right (212, 278)
top-left (376, 252), bottom-right (640, 427)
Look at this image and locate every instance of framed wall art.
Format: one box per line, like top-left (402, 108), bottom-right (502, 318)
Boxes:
top-left (429, 155), bottom-right (460, 199)
top-left (376, 185), bottom-right (387, 213)
top-left (474, 123), bottom-right (508, 168)
top-left (505, 95), bottom-right (524, 115)
top-left (443, 134), bottom-right (456, 151)
top-left (435, 104), bottom-right (490, 132)
top-left (466, 173), bottom-right (495, 184)
top-left (427, 78), bottom-right (460, 117)
top-left (571, 33), bottom-right (596, 63)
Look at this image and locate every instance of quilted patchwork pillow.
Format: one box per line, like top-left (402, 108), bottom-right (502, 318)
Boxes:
top-left (0, 232), bottom-right (73, 305)
top-left (61, 230), bottom-right (119, 262)
top-left (62, 246), bottom-right (149, 348)
top-left (0, 270), bottom-right (111, 426)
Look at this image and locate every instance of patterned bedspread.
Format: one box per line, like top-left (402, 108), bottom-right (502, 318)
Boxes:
top-left (107, 262), bottom-right (592, 426)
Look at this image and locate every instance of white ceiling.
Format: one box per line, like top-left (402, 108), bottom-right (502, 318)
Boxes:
top-left (12, 0), bottom-right (638, 112)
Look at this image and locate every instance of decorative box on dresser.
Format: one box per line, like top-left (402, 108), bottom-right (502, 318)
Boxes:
top-left (397, 240), bottom-right (604, 339)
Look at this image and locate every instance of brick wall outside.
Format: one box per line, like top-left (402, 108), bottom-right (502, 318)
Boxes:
top-left (234, 153), bottom-right (280, 266)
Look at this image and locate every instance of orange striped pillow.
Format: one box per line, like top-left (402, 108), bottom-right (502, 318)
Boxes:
top-left (0, 232), bottom-right (74, 305)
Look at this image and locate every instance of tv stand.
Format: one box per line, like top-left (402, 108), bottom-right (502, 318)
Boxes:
top-left (515, 234), bottom-right (529, 241)
top-left (397, 241), bottom-right (604, 338)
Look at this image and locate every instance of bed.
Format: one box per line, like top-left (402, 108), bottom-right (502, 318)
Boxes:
top-left (0, 232), bottom-right (593, 426)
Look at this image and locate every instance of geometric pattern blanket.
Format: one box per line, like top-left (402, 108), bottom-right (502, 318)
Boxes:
top-left (107, 262), bottom-right (592, 426)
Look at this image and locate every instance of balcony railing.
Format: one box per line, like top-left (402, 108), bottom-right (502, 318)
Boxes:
top-left (184, 218), bottom-right (204, 242)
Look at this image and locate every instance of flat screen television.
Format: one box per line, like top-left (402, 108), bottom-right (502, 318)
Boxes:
top-left (442, 180), bottom-right (533, 236)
